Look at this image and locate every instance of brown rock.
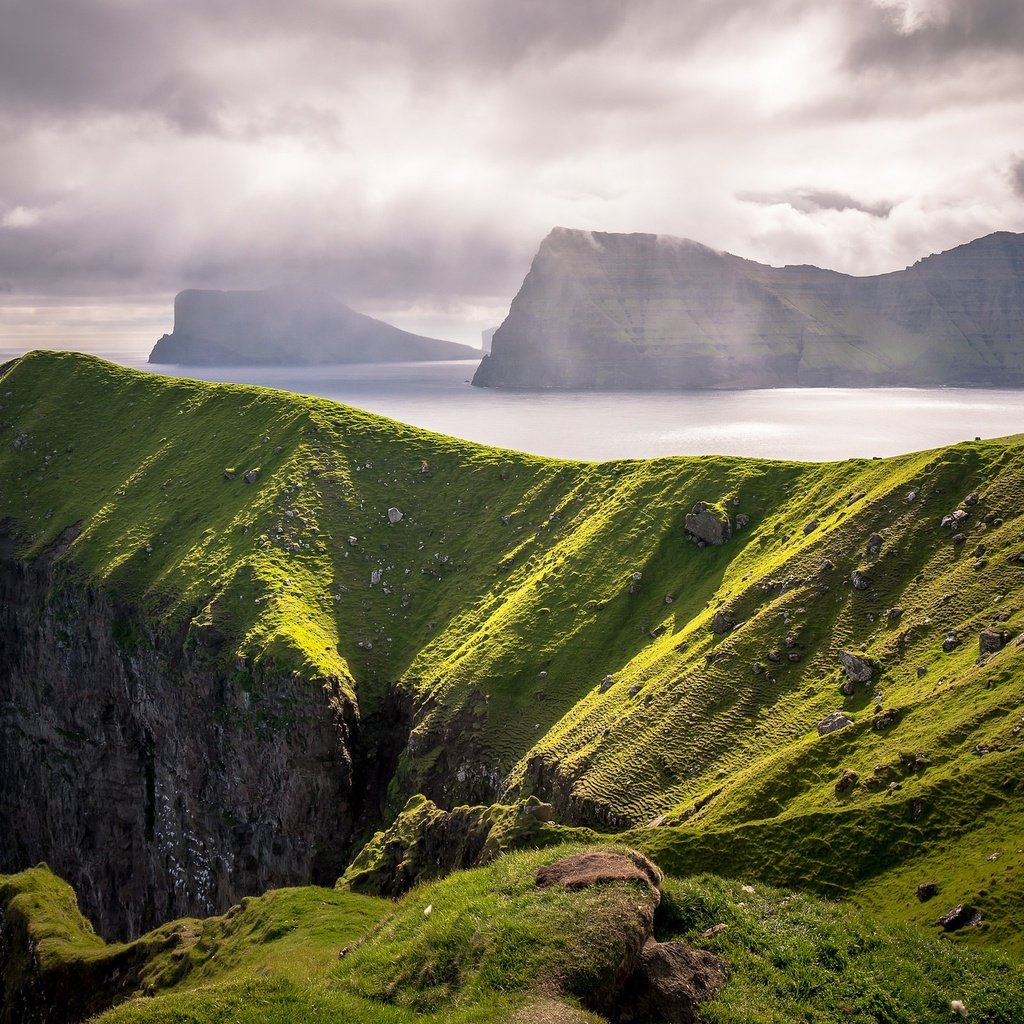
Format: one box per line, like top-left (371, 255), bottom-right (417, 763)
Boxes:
top-left (618, 939), bottom-right (730, 1024)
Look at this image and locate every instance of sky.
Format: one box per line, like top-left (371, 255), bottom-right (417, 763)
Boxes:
top-left (2, 0), bottom-right (1024, 349)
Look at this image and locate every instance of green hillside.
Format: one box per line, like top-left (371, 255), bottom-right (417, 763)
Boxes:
top-left (1, 350), bottom-right (1023, 1019)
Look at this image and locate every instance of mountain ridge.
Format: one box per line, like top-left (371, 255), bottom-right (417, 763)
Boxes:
top-left (473, 227), bottom-right (1024, 389)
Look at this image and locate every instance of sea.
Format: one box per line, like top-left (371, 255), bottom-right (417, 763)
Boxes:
top-left (6, 345), bottom-right (1024, 462)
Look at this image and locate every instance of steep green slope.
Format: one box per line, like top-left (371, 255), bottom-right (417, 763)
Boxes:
top-left (4, 850), bottom-right (1022, 1024)
top-left (1, 350), bottom-right (1023, 952)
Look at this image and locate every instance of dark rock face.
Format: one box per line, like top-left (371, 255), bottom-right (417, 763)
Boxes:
top-left (0, 535), bottom-right (358, 940)
top-left (150, 287), bottom-right (478, 366)
top-left (473, 227), bottom-right (1024, 389)
top-left (685, 502), bottom-right (732, 545)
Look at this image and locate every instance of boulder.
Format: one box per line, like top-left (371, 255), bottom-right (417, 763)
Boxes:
top-left (243, 469), bottom-right (260, 484)
top-left (873, 708), bottom-right (899, 730)
top-left (937, 904), bottom-right (983, 931)
top-left (735, 513), bottom-right (750, 530)
top-left (917, 882), bottom-right (939, 901)
top-left (684, 502), bottom-right (732, 546)
top-left (817, 712), bottom-right (854, 736)
top-left (387, 507), bottom-right (403, 524)
top-left (619, 939), bottom-right (730, 1024)
top-left (979, 629), bottom-right (1009, 655)
top-left (942, 632), bottom-right (960, 653)
top-left (803, 518), bottom-right (819, 535)
top-left (838, 650), bottom-right (874, 684)
top-left (835, 769), bottom-right (859, 795)
top-left (850, 569), bottom-right (872, 591)
top-left (710, 609), bottom-right (735, 635)
top-left (866, 533), bottom-right (883, 557)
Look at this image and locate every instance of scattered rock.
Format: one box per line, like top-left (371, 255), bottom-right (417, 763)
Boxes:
top-left (752, 662), bottom-right (765, 676)
top-left (838, 650), bottom-right (874, 685)
top-left (937, 904), bottom-right (983, 931)
top-left (866, 533), bottom-right (883, 557)
top-left (873, 708), bottom-right (899, 730)
top-left (886, 606), bottom-right (903, 625)
top-left (735, 514), bottom-right (750, 530)
top-left (347, 535), bottom-right (358, 547)
top-left (835, 769), bottom-right (859, 795)
top-left (803, 518), bottom-right (819, 535)
top-left (817, 712), bottom-right (853, 736)
top-left (979, 629), bottom-right (1009, 656)
top-left (940, 509), bottom-right (968, 530)
top-left (370, 569), bottom-right (382, 585)
top-left (700, 923), bottom-right (728, 939)
top-left (963, 492), bottom-right (980, 506)
top-left (599, 675), bottom-right (615, 693)
top-left (387, 507), bottom-right (403, 524)
top-left (942, 632), bottom-right (960, 653)
top-left (850, 570), bottom-right (872, 591)
top-left (243, 469), bottom-right (260, 484)
top-left (684, 502), bottom-right (732, 546)
top-left (223, 467), bottom-right (237, 480)
top-left (820, 558), bottom-right (835, 573)
top-left (952, 532), bottom-right (967, 546)
top-left (905, 488), bottom-right (919, 503)
top-left (710, 609), bottom-right (735, 635)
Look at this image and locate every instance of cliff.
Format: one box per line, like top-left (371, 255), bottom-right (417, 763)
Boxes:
top-left (149, 287), bottom-right (479, 365)
top-left (472, 227), bottom-right (1024, 388)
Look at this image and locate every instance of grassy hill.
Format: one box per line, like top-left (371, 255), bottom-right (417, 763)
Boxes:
top-left (1, 350), bottom-right (1022, 1018)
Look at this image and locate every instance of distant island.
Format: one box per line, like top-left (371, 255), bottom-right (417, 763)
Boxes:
top-left (473, 227), bottom-right (1024, 389)
top-left (149, 287), bottom-right (479, 365)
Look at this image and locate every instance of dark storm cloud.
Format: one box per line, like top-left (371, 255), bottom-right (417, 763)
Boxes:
top-left (847, 0), bottom-right (1024, 69)
top-left (738, 189), bottom-right (894, 219)
top-left (1009, 157), bottom-right (1024, 199)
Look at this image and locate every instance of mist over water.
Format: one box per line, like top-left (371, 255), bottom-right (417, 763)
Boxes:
top-left (91, 355), bottom-right (1024, 462)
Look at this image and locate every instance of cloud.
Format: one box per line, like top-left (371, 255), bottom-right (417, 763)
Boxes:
top-left (1009, 157), bottom-right (1024, 199)
top-left (737, 189), bottom-right (895, 219)
top-left (0, 0), bottom-right (1022, 344)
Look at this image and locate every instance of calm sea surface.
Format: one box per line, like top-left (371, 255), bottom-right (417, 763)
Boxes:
top-left (8, 347), bottom-right (1024, 462)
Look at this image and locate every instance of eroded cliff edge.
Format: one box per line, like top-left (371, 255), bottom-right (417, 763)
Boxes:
top-left (0, 527), bottom-right (360, 940)
top-left (473, 227), bottom-right (1024, 389)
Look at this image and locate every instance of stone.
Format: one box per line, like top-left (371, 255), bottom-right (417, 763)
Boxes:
top-left (951, 532), bottom-right (966, 545)
top-left (735, 513), bottom-right (750, 529)
top-left (751, 662), bottom-right (765, 676)
top-left (803, 518), bottom-right (819, 535)
top-left (873, 708), bottom-right (899, 730)
top-left (622, 939), bottom-right (730, 1024)
top-left (942, 632), bottom-right (960, 653)
top-left (905, 488), bottom-right (919, 503)
top-left (979, 629), bottom-right (1008, 655)
top-left (370, 569), bottom-right (382, 585)
top-left (850, 570), bottom-right (871, 591)
top-left (817, 711), bottom-right (853, 736)
top-left (347, 536), bottom-right (358, 547)
top-left (820, 558), bottom-right (835, 573)
top-left (838, 650), bottom-right (874, 684)
top-left (916, 881), bottom-right (939, 901)
top-left (866, 533), bottom-right (883, 556)
top-left (834, 768), bottom-right (859, 794)
top-left (886, 606), bottom-right (903, 625)
top-left (223, 467), bottom-right (237, 480)
top-left (937, 904), bottom-right (983, 931)
top-left (600, 675), bottom-right (615, 693)
top-left (243, 469), bottom-right (260, 484)
top-left (941, 508), bottom-right (968, 530)
top-left (684, 502), bottom-right (732, 546)
top-left (710, 609), bottom-right (734, 635)
top-left (387, 507), bottom-right (403, 524)
top-left (963, 491), bottom-right (980, 506)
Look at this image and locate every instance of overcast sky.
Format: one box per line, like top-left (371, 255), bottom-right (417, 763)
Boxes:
top-left (2, 0), bottom-right (1023, 347)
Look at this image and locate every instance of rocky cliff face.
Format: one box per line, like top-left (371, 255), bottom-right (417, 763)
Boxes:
top-left (0, 528), bottom-right (358, 941)
top-left (473, 227), bottom-right (1024, 389)
top-left (150, 287), bottom-right (479, 365)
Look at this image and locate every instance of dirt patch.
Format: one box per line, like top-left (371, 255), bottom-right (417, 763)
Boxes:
top-left (535, 850), bottom-right (663, 892)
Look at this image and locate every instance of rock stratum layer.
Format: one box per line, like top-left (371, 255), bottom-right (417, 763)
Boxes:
top-left (473, 227), bottom-right (1024, 388)
top-left (150, 287), bottom-right (478, 365)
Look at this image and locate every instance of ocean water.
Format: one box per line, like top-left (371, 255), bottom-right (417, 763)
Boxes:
top-left (4, 342), bottom-right (1022, 461)
top-left (109, 356), bottom-right (1024, 463)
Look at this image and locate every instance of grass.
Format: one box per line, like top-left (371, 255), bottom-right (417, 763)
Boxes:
top-left (1, 350), bottom-right (1023, 1000)
top-left (3, 849), bottom-right (1022, 1023)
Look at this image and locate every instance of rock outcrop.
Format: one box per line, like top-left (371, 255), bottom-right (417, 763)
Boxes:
top-left (473, 227), bottom-right (1024, 389)
top-left (150, 287), bottom-right (478, 365)
top-left (0, 531), bottom-right (359, 940)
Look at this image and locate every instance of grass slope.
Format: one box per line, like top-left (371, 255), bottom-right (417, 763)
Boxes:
top-left (2, 351), bottom-right (1023, 952)
top-left (4, 848), bottom-right (1022, 1023)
